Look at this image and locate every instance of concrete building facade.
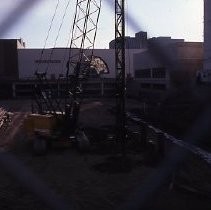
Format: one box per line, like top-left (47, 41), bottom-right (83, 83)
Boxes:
top-left (18, 48), bottom-right (143, 80)
top-left (9, 47), bottom-right (143, 98)
top-left (109, 31), bottom-right (148, 49)
top-left (0, 39), bottom-right (25, 98)
top-left (203, 0), bottom-right (211, 81)
top-left (130, 37), bottom-right (203, 101)
top-left (0, 39), bottom-right (25, 80)
top-left (0, 33), bottom-right (203, 100)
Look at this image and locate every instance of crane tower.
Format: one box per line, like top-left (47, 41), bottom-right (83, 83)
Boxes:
top-left (115, 0), bottom-right (126, 154)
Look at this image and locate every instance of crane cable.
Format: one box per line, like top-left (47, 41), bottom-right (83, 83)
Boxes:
top-left (61, 0), bottom-right (81, 77)
top-left (44, 0), bottom-right (72, 113)
top-left (45, 0), bottom-right (72, 74)
top-left (35, 0), bottom-right (60, 74)
top-left (60, 25), bottom-right (73, 76)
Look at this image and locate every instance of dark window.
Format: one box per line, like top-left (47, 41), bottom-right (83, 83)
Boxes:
top-left (152, 67), bottom-right (166, 78)
top-left (152, 84), bottom-right (166, 90)
top-left (140, 83), bottom-right (151, 89)
top-left (135, 69), bottom-right (151, 78)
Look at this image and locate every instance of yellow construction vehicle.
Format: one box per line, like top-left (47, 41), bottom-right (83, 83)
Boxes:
top-left (23, 113), bottom-right (62, 154)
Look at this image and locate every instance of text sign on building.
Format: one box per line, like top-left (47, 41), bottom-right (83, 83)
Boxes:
top-left (35, 60), bottom-right (61, 64)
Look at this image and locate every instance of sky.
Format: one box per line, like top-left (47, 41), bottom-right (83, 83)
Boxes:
top-left (0, 0), bottom-right (204, 49)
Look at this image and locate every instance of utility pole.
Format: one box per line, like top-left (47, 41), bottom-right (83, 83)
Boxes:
top-left (115, 0), bottom-right (126, 155)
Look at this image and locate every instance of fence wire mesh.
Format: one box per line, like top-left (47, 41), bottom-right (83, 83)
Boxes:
top-left (0, 1), bottom-right (209, 210)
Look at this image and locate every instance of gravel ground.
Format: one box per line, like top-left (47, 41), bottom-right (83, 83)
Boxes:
top-left (0, 99), bottom-right (211, 210)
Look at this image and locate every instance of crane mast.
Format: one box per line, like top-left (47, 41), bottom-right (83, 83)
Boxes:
top-left (65, 0), bottom-right (101, 132)
top-left (32, 0), bottom-right (126, 148)
top-left (115, 0), bottom-right (126, 155)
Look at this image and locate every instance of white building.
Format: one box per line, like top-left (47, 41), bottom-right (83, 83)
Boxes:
top-left (10, 47), bottom-right (144, 98)
top-left (0, 29), bottom-right (204, 99)
top-left (18, 48), bottom-right (144, 80)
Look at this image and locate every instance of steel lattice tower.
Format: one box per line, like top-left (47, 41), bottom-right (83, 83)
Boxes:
top-left (115, 0), bottom-right (126, 155)
top-left (64, 0), bottom-right (101, 123)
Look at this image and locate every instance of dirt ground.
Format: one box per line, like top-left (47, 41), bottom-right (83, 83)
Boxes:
top-left (0, 99), bottom-right (211, 210)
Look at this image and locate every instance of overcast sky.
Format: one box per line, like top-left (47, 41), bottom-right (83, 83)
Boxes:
top-left (0, 0), bottom-right (203, 49)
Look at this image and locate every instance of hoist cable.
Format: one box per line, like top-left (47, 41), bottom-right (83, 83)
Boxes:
top-left (35, 0), bottom-right (60, 73)
top-left (46, 0), bottom-right (71, 74)
top-left (60, 24), bottom-right (73, 76)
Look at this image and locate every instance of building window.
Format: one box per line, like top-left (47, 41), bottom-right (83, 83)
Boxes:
top-left (152, 67), bottom-right (166, 78)
top-left (152, 84), bottom-right (166, 90)
top-left (140, 83), bottom-right (151, 89)
top-left (135, 69), bottom-right (151, 78)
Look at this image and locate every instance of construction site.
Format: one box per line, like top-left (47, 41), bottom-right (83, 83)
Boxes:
top-left (1, 0), bottom-right (211, 210)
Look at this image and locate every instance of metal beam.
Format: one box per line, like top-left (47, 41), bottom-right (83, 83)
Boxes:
top-left (115, 0), bottom-right (126, 155)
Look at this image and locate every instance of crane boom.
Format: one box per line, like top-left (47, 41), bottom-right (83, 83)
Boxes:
top-left (32, 0), bottom-right (101, 136)
top-left (33, 0), bottom-right (101, 116)
top-left (65, 0), bottom-right (102, 130)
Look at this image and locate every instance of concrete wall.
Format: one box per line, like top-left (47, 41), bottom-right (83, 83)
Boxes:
top-left (133, 40), bottom-right (203, 98)
top-left (170, 42), bottom-right (203, 87)
top-left (109, 31), bottom-right (148, 49)
top-left (134, 50), bottom-right (163, 70)
top-left (176, 42), bottom-right (203, 59)
top-left (202, 0), bottom-right (211, 81)
top-left (0, 40), bottom-right (19, 80)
